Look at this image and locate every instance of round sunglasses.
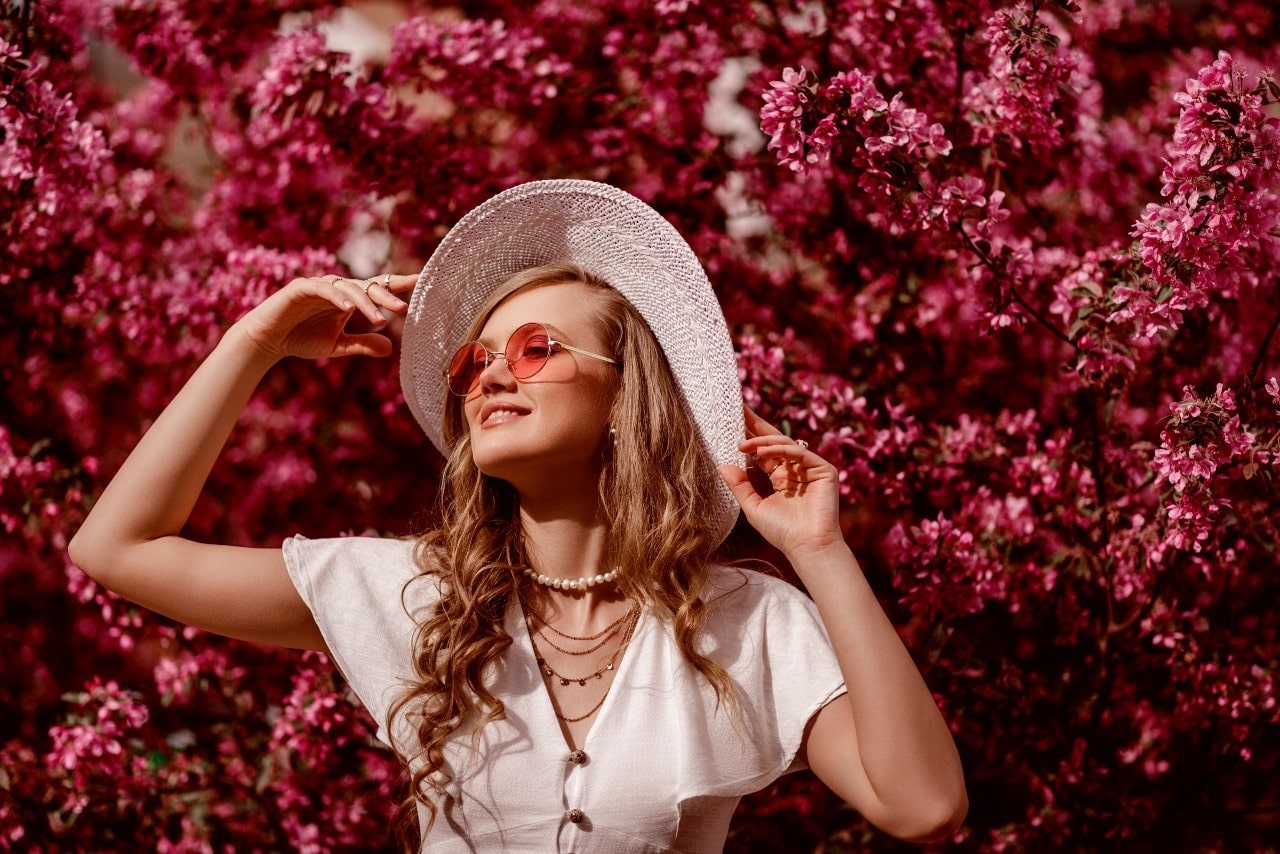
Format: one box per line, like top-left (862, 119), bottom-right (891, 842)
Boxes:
top-left (445, 322), bottom-right (617, 396)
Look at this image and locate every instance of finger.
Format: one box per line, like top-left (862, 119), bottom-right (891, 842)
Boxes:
top-left (771, 462), bottom-right (806, 494)
top-left (760, 450), bottom-right (806, 489)
top-left (366, 277), bottom-right (410, 313)
top-left (751, 442), bottom-right (831, 487)
top-left (331, 331), bottom-right (394, 358)
top-left (740, 436), bottom-right (812, 458)
top-left (780, 475), bottom-right (809, 498)
top-left (747, 402), bottom-right (783, 437)
top-left (381, 273), bottom-right (419, 295)
top-left (718, 465), bottom-right (764, 513)
top-left (297, 276), bottom-right (357, 311)
top-left (753, 456), bottom-right (782, 476)
top-left (331, 278), bottom-right (388, 325)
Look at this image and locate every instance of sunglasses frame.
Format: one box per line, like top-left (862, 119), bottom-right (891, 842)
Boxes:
top-left (445, 321), bottom-right (617, 396)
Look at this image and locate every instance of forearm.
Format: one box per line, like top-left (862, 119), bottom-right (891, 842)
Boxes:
top-left (70, 323), bottom-right (278, 575)
top-left (792, 543), bottom-right (966, 819)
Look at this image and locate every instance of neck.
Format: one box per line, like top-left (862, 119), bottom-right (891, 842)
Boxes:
top-left (517, 490), bottom-right (610, 582)
top-left (516, 485), bottom-right (626, 620)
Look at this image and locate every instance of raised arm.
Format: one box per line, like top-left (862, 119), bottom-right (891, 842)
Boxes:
top-left (719, 405), bottom-right (968, 843)
top-left (68, 274), bottom-right (417, 650)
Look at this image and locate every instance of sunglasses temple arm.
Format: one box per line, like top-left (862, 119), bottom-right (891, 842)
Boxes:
top-left (557, 342), bottom-right (617, 365)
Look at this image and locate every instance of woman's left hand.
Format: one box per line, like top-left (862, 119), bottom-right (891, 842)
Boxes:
top-left (719, 404), bottom-right (845, 561)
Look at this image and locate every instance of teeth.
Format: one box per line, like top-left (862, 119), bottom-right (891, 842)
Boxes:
top-left (483, 408), bottom-right (525, 426)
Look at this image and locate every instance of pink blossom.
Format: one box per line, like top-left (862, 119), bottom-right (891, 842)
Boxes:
top-left (964, 4), bottom-right (1096, 153)
top-left (1152, 384), bottom-right (1257, 556)
top-left (388, 17), bottom-right (571, 109)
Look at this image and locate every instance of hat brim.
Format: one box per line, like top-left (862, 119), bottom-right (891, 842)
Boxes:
top-left (400, 179), bottom-right (745, 545)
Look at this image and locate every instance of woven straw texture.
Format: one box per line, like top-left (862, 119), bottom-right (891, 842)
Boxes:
top-left (400, 179), bottom-right (745, 545)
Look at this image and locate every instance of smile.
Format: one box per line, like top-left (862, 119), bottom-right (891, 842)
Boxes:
top-left (480, 403), bottom-right (531, 427)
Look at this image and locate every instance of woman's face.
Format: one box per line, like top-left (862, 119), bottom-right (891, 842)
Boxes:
top-left (461, 281), bottom-right (620, 487)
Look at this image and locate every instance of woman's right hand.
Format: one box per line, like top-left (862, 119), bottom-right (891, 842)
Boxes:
top-left (236, 273), bottom-right (420, 362)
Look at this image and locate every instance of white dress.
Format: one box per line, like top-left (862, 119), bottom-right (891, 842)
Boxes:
top-left (284, 535), bottom-right (847, 853)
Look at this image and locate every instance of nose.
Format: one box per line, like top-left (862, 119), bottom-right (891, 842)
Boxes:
top-left (476, 351), bottom-right (517, 394)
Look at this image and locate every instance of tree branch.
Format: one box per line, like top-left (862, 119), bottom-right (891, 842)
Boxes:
top-left (950, 28), bottom-right (966, 143)
top-left (1248, 300), bottom-right (1280, 384)
top-left (954, 223), bottom-right (1079, 349)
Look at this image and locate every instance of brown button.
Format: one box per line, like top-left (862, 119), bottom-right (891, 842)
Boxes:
top-left (568, 750), bottom-right (587, 765)
top-left (567, 808), bottom-right (585, 823)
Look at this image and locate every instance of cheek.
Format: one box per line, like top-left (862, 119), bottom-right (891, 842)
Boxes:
top-left (582, 380), bottom-right (620, 433)
top-left (524, 357), bottom-right (580, 385)
top-left (459, 399), bottom-right (481, 434)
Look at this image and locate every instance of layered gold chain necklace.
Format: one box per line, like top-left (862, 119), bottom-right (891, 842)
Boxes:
top-left (524, 601), bottom-right (640, 723)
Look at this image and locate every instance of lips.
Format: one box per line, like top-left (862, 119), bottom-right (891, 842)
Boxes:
top-left (479, 401), bottom-right (531, 427)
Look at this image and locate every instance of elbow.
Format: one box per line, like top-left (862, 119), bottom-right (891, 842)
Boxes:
top-left (893, 787), bottom-right (968, 844)
top-left (67, 528), bottom-right (89, 574)
top-left (67, 525), bottom-right (113, 585)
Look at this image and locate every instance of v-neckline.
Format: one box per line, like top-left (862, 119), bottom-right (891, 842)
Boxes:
top-left (509, 596), bottom-right (647, 754)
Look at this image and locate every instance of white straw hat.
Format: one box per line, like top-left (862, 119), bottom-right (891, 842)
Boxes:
top-left (400, 179), bottom-right (745, 545)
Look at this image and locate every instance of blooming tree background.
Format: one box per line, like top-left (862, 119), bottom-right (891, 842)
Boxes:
top-left (2, 0), bottom-right (1278, 849)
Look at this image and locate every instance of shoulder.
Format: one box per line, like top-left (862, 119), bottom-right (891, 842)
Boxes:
top-left (702, 563), bottom-right (815, 616)
top-left (284, 532), bottom-right (418, 562)
top-left (690, 564), bottom-right (843, 721)
top-left (283, 532), bottom-right (420, 577)
top-left (283, 533), bottom-right (439, 615)
top-left (693, 564), bottom-right (828, 657)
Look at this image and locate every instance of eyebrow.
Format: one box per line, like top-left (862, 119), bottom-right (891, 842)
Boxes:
top-left (477, 322), bottom-right (572, 348)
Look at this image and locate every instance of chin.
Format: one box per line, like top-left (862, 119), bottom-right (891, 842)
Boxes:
top-left (471, 440), bottom-right (604, 487)
top-left (470, 439), bottom-right (540, 480)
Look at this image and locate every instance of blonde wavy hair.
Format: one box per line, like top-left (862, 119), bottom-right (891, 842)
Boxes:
top-left (387, 262), bottom-right (736, 846)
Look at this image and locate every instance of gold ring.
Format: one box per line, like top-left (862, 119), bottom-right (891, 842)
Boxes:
top-left (383, 272), bottom-right (392, 287)
top-left (361, 280), bottom-right (373, 296)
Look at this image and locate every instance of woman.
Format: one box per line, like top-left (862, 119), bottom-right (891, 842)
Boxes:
top-left (70, 180), bottom-right (966, 851)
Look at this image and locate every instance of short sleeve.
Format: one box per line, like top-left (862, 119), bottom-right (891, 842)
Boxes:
top-left (703, 567), bottom-right (848, 789)
top-left (282, 534), bottom-right (438, 744)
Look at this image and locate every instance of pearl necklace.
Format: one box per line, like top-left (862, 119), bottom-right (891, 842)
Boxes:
top-left (522, 567), bottom-right (619, 591)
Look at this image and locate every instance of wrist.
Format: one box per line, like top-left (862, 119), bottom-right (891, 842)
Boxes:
top-left (785, 540), bottom-right (855, 570)
top-left (224, 319), bottom-right (285, 371)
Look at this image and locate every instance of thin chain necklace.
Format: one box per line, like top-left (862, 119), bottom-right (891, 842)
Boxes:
top-left (534, 606), bottom-right (633, 642)
top-left (528, 603), bottom-right (638, 655)
top-left (529, 608), bottom-right (640, 723)
top-left (534, 622), bottom-right (622, 656)
top-left (558, 691), bottom-right (609, 723)
top-left (531, 607), bottom-right (638, 687)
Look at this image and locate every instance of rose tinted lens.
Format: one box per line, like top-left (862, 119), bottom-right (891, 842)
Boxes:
top-left (447, 343), bottom-right (486, 395)
top-left (507, 323), bottom-right (553, 379)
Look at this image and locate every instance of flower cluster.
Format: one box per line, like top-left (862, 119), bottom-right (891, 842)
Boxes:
top-left (1120, 51), bottom-right (1280, 339)
top-left (0, 35), bottom-right (110, 288)
top-left (44, 679), bottom-right (149, 820)
top-left (1152, 384), bottom-right (1256, 555)
top-left (964, 2), bottom-right (1093, 153)
top-left (758, 61), bottom-right (1025, 249)
top-left (387, 17), bottom-right (570, 109)
top-left (761, 66), bottom-right (951, 179)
